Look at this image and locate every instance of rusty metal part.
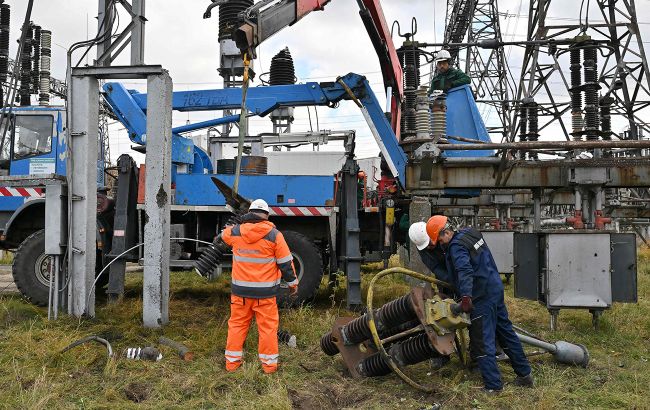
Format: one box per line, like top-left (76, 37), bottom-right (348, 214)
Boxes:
top-left (158, 336), bottom-right (193, 361)
top-left (216, 158), bottom-right (236, 174)
top-left (446, 135), bottom-right (485, 144)
top-left (434, 139), bottom-right (650, 151)
top-left (330, 317), bottom-right (378, 378)
top-left (437, 140), bottom-right (650, 151)
top-left (407, 157), bottom-right (650, 190)
top-left (410, 286), bottom-right (455, 356)
top-left (240, 155), bottom-right (268, 175)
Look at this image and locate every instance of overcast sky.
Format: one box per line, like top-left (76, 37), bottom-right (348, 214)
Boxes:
top-left (5, 0), bottom-right (650, 162)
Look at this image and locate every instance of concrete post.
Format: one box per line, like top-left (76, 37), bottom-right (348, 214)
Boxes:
top-left (68, 74), bottom-right (99, 317)
top-left (406, 197), bottom-right (431, 282)
top-left (142, 71), bottom-right (172, 328)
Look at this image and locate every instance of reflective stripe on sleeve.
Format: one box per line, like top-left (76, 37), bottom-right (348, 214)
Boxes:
top-left (276, 254), bottom-right (293, 264)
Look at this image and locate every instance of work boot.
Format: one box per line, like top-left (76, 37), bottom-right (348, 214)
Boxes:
top-left (481, 388), bottom-right (502, 395)
top-left (513, 373), bottom-right (534, 387)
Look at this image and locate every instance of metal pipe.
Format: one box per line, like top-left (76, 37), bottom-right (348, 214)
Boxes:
top-left (172, 114), bottom-right (240, 134)
top-left (618, 198), bottom-right (650, 203)
top-left (380, 324), bottom-right (424, 345)
top-left (435, 140), bottom-right (650, 151)
top-left (446, 135), bottom-right (487, 144)
top-left (419, 38), bottom-right (610, 49)
top-left (442, 157), bottom-right (503, 164)
top-left (53, 255), bottom-right (60, 320)
top-left (517, 333), bottom-right (589, 367)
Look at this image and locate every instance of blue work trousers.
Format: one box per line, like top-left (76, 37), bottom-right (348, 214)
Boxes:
top-left (469, 292), bottom-right (531, 390)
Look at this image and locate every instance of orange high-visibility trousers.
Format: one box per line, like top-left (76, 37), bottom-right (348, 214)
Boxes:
top-left (225, 295), bottom-right (279, 373)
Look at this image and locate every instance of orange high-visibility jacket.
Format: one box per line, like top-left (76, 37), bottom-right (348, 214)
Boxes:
top-left (222, 214), bottom-right (298, 298)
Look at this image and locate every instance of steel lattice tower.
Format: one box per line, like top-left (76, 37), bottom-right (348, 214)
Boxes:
top-left (513, 0), bottom-right (650, 144)
top-left (444, 0), bottom-right (475, 64)
top-left (464, 0), bottom-right (515, 140)
top-left (442, 0), bottom-right (514, 140)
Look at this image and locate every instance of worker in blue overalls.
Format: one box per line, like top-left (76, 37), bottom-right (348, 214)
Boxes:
top-left (425, 215), bottom-right (534, 393)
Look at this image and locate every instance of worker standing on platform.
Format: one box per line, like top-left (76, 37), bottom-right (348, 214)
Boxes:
top-left (221, 199), bottom-right (299, 374)
top-left (428, 49), bottom-right (471, 93)
top-left (425, 215), bottom-right (533, 393)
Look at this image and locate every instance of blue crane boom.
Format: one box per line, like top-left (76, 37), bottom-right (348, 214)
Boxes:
top-left (102, 72), bottom-right (408, 184)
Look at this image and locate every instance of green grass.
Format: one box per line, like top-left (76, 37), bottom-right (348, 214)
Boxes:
top-left (0, 251), bottom-right (14, 265)
top-left (0, 250), bottom-right (648, 409)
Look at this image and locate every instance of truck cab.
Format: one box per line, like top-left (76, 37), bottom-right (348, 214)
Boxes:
top-left (0, 107), bottom-right (67, 247)
top-left (0, 107), bottom-right (112, 306)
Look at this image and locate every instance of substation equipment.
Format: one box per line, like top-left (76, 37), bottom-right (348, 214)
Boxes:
top-left (0, 0), bottom-right (647, 332)
top-left (320, 268), bottom-right (589, 392)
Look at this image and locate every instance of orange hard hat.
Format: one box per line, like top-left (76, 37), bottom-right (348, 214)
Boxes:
top-left (426, 215), bottom-right (448, 245)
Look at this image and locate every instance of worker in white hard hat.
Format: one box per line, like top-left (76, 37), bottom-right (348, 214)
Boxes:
top-left (428, 49), bottom-right (471, 93)
top-left (221, 198), bottom-right (298, 374)
top-left (408, 221), bottom-right (454, 297)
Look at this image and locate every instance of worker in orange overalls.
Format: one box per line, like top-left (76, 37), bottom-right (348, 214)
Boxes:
top-left (221, 199), bottom-right (299, 374)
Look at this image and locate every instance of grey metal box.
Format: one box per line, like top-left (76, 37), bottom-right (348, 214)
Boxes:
top-left (482, 231), bottom-right (514, 274)
top-left (45, 184), bottom-right (67, 255)
top-left (544, 233), bottom-right (612, 309)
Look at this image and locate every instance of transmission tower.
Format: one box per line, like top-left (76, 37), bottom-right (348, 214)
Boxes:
top-left (441, 0), bottom-right (514, 139)
top-left (513, 0), bottom-right (650, 145)
top-left (464, 0), bottom-right (515, 139)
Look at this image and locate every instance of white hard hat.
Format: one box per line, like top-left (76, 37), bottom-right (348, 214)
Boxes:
top-left (435, 49), bottom-right (451, 62)
top-left (249, 199), bottom-right (269, 214)
top-left (408, 222), bottom-right (430, 250)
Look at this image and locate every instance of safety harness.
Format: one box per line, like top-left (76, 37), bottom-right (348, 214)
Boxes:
top-left (454, 228), bottom-right (487, 258)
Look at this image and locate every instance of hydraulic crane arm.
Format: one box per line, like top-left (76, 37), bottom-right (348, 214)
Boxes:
top-left (103, 73), bottom-right (407, 184)
top-left (232, 0), bottom-right (403, 136)
top-left (232, 0), bottom-right (331, 58)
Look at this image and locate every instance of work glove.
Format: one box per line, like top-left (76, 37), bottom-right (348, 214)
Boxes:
top-left (289, 285), bottom-right (299, 296)
top-left (451, 296), bottom-right (473, 315)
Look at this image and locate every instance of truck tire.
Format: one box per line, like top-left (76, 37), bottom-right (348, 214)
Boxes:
top-left (277, 230), bottom-right (323, 307)
top-left (12, 229), bottom-right (108, 306)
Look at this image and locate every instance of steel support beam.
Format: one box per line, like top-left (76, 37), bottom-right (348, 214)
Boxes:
top-left (142, 71), bottom-right (172, 328)
top-left (96, 0), bottom-right (146, 66)
top-left (435, 140), bottom-right (650, 151)
top-left (131, 0), bottom-right (146, 65)
top-left (68, 74), bottom-right (99, 317)
top-left (407, 158), bottom-right (650, 190)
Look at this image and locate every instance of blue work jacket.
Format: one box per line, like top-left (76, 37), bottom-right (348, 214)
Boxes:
top-left (444, 228), bottom-right (503, 302)
top-left (418, 246), bottom-right (454, 293)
